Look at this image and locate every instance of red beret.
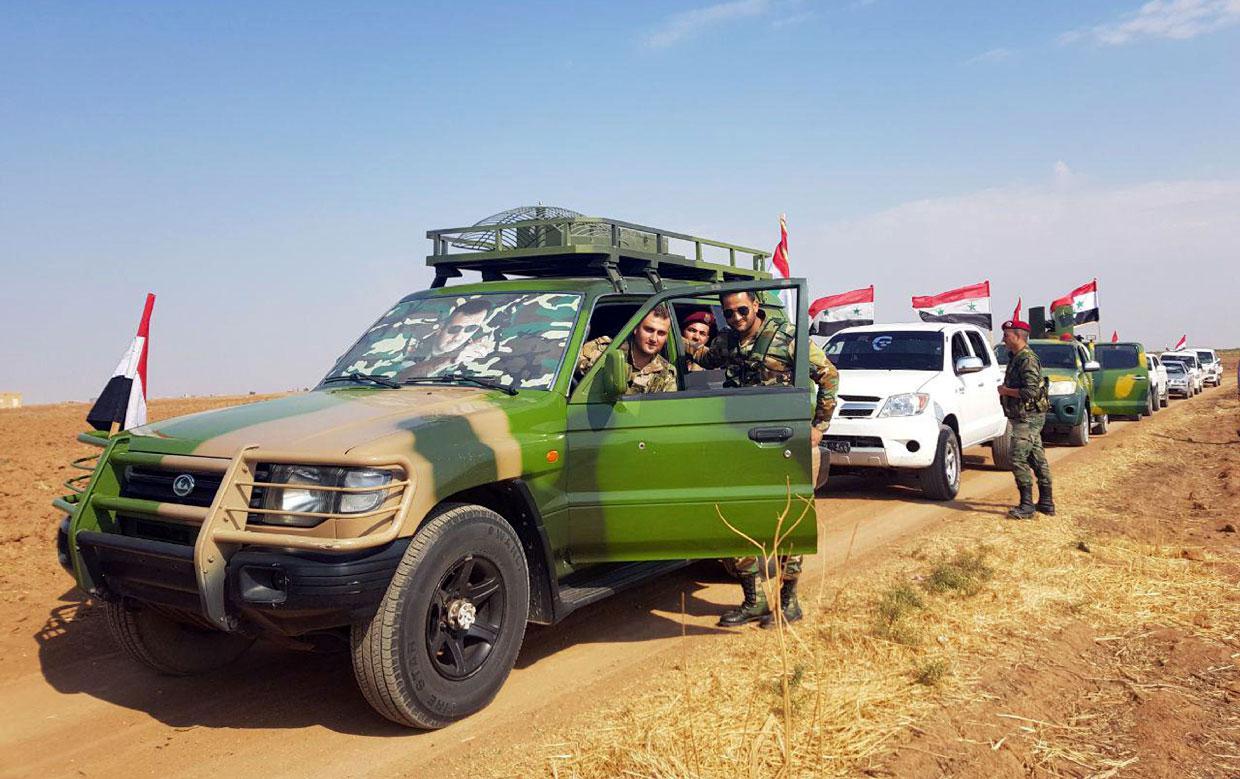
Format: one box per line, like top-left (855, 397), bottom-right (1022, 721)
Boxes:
top-left (683, 311), bottom-right (715, 329)
top-left (1001, 319), bottom-right (1031, 333)
top-left (1059, 333), bottom-right (1075, 341)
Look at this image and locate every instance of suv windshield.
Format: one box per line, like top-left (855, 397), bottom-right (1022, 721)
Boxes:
top-left (1029, 343), bottom-right (1078, 370)
top-left (1165, 362), bottom-right (1185, 373)
top-left (824, 331), bottom-right (943, 371)
top-left (1094, 344), bottom-right (1140, 370)
top-left (323, 292), bottom-right (582, 390)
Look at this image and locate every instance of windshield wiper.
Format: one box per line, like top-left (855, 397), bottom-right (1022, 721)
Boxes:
top-left (322, 372), bottom-right (400, 389)
top-left (401, 374), bottom-right (518, 396)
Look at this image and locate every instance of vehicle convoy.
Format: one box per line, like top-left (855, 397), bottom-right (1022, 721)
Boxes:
top-left (1091, 341), bottom-right (1155, 419)
top-left (52, 208), bottom-right (823, 729)
top-left (1193, 348), bottom-right (1222, 386)
top-left (1164, 360), bottom-right (1192, 398)
top-left (1146, 353), bottom-right (1169, 408)
top-left (1162, 351), bottom-right (1205, 394)
top-left (996, 338), bottom-right (1104, 446)
top-left (820, 322), bottom-right (1010, 501)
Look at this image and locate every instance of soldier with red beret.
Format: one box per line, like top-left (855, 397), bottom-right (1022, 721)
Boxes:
top-left (998, 319), bottom-right (1053, 519)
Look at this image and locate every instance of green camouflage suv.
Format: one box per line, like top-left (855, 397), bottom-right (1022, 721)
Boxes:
top-left (995, 337), bottom-right (1105, 446)
top-left (53, 209), bottom-right (821, 729)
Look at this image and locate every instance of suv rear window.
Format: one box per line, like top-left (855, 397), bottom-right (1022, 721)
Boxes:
top-left (1095, 344), bottom-right (1140, 370)
top-left (1195, 350), bottom-right (1216, 364)
top-left (824, 331), bottom-right (943, 371)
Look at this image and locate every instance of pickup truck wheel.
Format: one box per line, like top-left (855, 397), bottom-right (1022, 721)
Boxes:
top-left (1069, 416), bottom-right (1091, 446)
top-left (919, 425), bottom-right (961, 501)
top-left (990, 421), bottom-right (1013, 471)
top-left (105, 599), bottom-right (253, 676)
top-left (351, 503), bottom-right (529, 729)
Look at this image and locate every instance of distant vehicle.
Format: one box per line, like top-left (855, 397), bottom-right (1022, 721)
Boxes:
top-left (822, 323), bottom-right (1011, 501)
top-left (996, 338), bottom-right (1105, 446)
top-left (1162, 352), bottom-right (1204, 393)
top-left (1164, 360), bottom-right (1192, 398)
top-left (1092, 342), bottom-right (1155, 418)
top-left (1193, 348), bottom-right (1222, 387)
top-left (1146, 353), bottom-right (1169, 408)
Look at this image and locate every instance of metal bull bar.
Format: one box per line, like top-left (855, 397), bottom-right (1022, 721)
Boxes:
top-left (194, 447), bottom-right (416, 630)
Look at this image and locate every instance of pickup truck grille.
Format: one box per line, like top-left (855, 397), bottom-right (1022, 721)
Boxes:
top-left (825, 435), bottom-right (884, 449)
top-left (120, 466), bottom-right (223, 508)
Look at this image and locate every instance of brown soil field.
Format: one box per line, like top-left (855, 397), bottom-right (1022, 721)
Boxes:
top-left (0, 372), bottom-right (1236, 778)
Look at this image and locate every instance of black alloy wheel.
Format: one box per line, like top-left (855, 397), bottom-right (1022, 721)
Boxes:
top-left (426, 554), bottom-right (505, 680)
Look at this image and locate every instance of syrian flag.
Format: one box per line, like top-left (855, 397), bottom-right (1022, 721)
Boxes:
top-left (1011, 297), bottom-right (1022, 323)
top-left (1064, 279), bottom-right (1100, 325)
top-left (1111, 330), bottom-right (1119, 343)
top-left (87, 293), bottom-right (155, 432)
top-left (770, 214), bottom-right (794, 314)
top-left (1172, 335), bottom-right (1187, 351)
top-left (911, 281), bottom-right (992, 329)
top-left (810, 286), bottom-right (875, 336)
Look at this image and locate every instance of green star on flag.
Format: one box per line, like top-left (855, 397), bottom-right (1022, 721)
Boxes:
top-left (851, 306), bottom-right (862, 315)
top-left (967, 302), bottom-right (977, 311)
top-left (935, 307), bottom-right (945, 315)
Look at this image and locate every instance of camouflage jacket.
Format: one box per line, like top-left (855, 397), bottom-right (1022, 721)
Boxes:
top-left (576, 336), bottom-right (678, 395)
top-left (1002, 346), bottom-right (1050, 420)
top-left (688, 314), bottom-right (838, 431)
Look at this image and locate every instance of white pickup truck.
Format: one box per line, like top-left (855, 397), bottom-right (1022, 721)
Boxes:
top-left (820, 323), bottom-right (1011, 500)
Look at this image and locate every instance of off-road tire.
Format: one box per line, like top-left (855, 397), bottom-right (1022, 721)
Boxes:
top-left (1068, 416), bottom-right (1091, 446)
top-left (990, 420), bottom-right (1014, 471)
top-left (105, 599), bottom-right (253, 676)
top-left (919, 425), bottom-right (961, 501)
top-left (351, 503), bottom-right (529, 729)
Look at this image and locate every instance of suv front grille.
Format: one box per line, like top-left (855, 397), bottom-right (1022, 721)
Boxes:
top-left (825, 435), bottom-right (884, 449)
top-left (120, 466), bottom-right (223, 508)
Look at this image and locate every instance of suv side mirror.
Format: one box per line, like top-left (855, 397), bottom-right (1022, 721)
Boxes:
top-left (1084, 360), bottom-right (1101, 372)
top-left (955, 356), bottom-right (984, 374)
top-left (598, 348), bottom-right (629, 403)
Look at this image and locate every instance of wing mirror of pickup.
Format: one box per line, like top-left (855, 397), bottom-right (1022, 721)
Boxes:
top-left (1084, 360), bottom-right (1101, 372)
top-left (955, 356), bottom-right (984, 374)
top-left (598, 348), bottom-right (630, 403)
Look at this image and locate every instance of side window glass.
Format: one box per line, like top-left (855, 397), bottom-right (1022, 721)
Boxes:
top-left (965, 331), bottom-right (992, 366)
top-left (571, 298), bottom-right (645, 392)
top-left (951, 333), bottom-right (971, 373)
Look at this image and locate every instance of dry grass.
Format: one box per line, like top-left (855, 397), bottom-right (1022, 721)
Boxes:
top-left (483, 397), bottom-right (1240, 779)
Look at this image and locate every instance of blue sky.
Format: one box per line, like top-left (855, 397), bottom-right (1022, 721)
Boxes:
top-left (2, 1), bottom-right (1238, 403)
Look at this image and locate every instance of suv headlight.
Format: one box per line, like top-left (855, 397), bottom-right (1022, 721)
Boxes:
top-left (253, 465), bottom-right (395, 527)
top-left (877, 393), bottom-right (930, 418)
top-left (1047, 379), bottom-right (1077, 397)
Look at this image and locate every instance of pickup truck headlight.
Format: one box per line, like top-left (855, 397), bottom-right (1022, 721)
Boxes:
top-left (1047, 380), bottom-right (1077, 397)
top-left (254, 465), bottom-right (395, 527)
top-left (877, 393), bottom-right (930, 418)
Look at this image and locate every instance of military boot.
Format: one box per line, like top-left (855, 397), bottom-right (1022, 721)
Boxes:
top-left (1036, 483), bottom-right (1056, 516)
top-left (717, 574), bottom-right (769, 627)
top-left (760, 580), bottom-right (803, 629)
top-left (1007, 485), bottom-right (1036, 519)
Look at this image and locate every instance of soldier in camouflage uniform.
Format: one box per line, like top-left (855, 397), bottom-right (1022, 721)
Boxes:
top-left (575, 306), bottom-right (678, 395)
top-left (998, 318), bottom-right (1053, 519)
top-left (686, 290), bottom-right (839, 628)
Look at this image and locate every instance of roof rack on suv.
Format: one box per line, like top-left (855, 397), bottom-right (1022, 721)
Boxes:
top-left (426, 215), bottom-right (771, 292)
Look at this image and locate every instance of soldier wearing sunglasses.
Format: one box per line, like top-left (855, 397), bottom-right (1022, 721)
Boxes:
top-left (398, 297), bottom-right (495, 379)
top-left (685, 289), bottom-right (838, 629)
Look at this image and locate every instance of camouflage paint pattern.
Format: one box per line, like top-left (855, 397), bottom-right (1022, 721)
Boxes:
top-left (62, 276), bottom-right (820, 613)
top-left (1090, 342), bottom-right (1152, 417)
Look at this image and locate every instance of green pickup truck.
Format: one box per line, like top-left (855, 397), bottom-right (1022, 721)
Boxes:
top-left (996, 338), bottom-right (1105, 445)
top-left (53, 208), bottom-right (821, 729)
top-left (1091, 341), bottom-right (1155, 419)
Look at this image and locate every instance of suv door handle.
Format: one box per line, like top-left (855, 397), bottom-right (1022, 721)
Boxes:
top-left (748, 426), bottom-right (793, 443)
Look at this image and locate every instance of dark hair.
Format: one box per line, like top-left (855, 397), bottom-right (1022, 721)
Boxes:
top-left (720, 289), bottom-right (759, 304)
top-left (646, 304), bottom-right (672, 322)
top-left (451, 297), bottom-right (492, 320)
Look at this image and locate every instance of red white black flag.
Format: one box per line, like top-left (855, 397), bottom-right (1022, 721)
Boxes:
top-left (87, 293), bottom-right (154, 432)
top-left (810, 286), bottom-right (875, 336)
top-left (1058, 279), bottom-right (1100, 325)
top-left (1172, 334), bottom-right (1187, 350)
top-left (911, 281), bottom-right (992, 329)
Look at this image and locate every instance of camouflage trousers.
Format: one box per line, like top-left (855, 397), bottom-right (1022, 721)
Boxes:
top-left (733, 555), bottom-right (802, 583)
top-left (1010, 414), bottom-right (1052, 490)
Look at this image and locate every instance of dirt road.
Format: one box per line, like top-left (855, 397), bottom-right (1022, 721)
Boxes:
top-left (0, 396), bottom-right (1171, 779)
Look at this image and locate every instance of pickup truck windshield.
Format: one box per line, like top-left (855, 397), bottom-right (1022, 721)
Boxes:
top-left (824, 331), bottom-right (943, 371)
top-left (1195, 351), bottom-right (1216, 364)
top-left (1029, 343), bottom-right (1077, 370)
top-left (1165, 363), bottom-right (1185, 373)
top-left (323, 292), bottom-right (582, 390)
top-left (1094, 344), bottom-right (1140, 370)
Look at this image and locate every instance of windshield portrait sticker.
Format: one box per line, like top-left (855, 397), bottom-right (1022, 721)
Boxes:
top-left (872, 335), bottom-right (893, 351)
